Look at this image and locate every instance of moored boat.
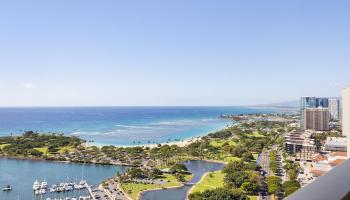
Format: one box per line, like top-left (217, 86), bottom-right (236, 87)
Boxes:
top-left (2, 185), bottom-right (12, 191)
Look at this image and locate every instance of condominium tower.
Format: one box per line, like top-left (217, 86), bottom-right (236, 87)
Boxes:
top-left (304, 107), bottom-right (330, 131)
top-left (329, 98), bottom-right (340, 120)
top-left (300, 97), bottom-right (329, 129)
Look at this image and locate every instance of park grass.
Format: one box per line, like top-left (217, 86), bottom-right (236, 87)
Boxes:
top-left (253, 153), bottom-right (259, 160)
top-left (34, 147), bottom-right (51, 156)
top-left (121, 182), bottom-right (165, 199)
top-left (0, 143), bottom-right (10, 149)
top-left (249, 195), bottom-right (258, 200)
top-left (221, 155), bottom-right (241, 162)
top-left (248, 131), bottom-right (265, 138)
top-left (191, 171), bottom-right (225, 194)
top-left (210, 140), bottom-right (237, 147)
top-left (121, 174), bottom-right (192, 199)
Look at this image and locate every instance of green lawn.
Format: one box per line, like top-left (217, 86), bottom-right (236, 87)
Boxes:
top-left (221, 155), bottom-right (241, 162)
top-left (253, 153), bottom-right (259, 160)
top-left (248, 131), bottom-right (265, 138)
top-left (191, 171), bottom-right (225, 194)
top-left (34, 147), bottom-right (51, 156)
top-left (121, 174), bottom-right (192, 199)
top-left (0, 144), bottom-right (10, 149)
top-left (249, 196), bottom-right (258, 200)
top-left (210, 140), bottom-right (237, 147)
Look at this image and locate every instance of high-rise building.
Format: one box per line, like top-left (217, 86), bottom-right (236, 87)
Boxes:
top-left (329, 98), bottom-right (340, 121)
top-left (300, 97), bottom-right (329, 129)
top-left (342, 87), bottom-right (350, 157)
top-left (304, 107), bottom-right (330, 131)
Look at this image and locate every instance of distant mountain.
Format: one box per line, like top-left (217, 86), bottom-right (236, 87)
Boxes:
top-left (250, 100), bottom-right (299, 109)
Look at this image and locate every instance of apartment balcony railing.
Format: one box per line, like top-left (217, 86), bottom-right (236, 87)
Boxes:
top-left (287, 158), bottom-right (350, 200)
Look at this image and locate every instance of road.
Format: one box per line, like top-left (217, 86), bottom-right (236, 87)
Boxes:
top-left (258, 150), bottom-right (270, 200)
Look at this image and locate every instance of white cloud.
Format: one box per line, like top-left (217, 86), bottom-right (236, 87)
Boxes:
top-left (23, 83), bottom-right (36, 89)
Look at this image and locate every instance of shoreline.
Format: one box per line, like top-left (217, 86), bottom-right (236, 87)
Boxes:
top-left (186, 172), bottom-right (209, 198)
top-left (85, 124), bottom-right (232, 149)
top-left (86, 136), bottom-right (204, 148)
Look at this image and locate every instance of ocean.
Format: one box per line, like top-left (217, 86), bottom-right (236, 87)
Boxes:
top-left (0, 106), bottom-right (270, 146)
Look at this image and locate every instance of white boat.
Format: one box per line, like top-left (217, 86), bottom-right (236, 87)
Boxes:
top-left (3, 185), bottom-right (12, 191)
top-left (79, 180), bottom-right (86, 185)
top-left (41, 179), bottom-right (48, 189)
top-left (33, 180), bottom-right (40, 190)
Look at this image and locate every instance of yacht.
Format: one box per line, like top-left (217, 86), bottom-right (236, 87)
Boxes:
top-left (35, 190), bottom-right (42, 195)
top-left (41, 188), bottom-right (47, 194)
top-left (41, 179), bottom-right (48, 189)
top-left (33, 180), bottom-right (40, 190)
top-left (79, 180), bottom-right (86, 186)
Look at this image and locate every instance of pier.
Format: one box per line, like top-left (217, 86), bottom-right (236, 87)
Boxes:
top-left (85, 184), bottom-right (96, 200)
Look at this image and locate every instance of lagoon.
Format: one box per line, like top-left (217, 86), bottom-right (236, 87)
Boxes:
top-left (141, 160), bottom-right (224, 200)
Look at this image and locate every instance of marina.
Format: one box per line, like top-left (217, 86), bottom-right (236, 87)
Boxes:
top-left (0, 158), bottom-right (127, 200)
top-left (33, 179), bottom-right (87, 195)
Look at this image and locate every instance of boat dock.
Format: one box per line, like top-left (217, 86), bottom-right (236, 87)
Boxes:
top-left (31, 179), bottom-right (119, 200)
top-left (85, 184), bottom-right (96, 200)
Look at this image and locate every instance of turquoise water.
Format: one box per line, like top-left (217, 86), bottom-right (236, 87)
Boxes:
top-left (0, 158), bottom-right (127, 200)
top-left (0, 107), bottom-right (268, 146)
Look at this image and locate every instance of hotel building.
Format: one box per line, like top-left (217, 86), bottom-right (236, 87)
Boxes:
top-left (329, 98), bottom-right (340, 121)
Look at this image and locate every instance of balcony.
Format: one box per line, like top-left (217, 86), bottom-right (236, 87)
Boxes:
top-left (287, 158), bottom-right (350, 200)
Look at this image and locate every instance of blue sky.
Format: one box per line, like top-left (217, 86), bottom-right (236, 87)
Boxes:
top-left (0, 0), bottom-right (349, 106)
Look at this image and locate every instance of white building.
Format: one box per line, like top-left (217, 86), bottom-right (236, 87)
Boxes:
top-left (324, 137), bottom-right (347, 152)
top-left (342, 87), bottom-right (350, 157)
top-left (329, 98), bottom-right (340, 121)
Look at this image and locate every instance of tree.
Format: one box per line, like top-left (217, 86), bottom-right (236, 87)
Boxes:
top-left (28, 149), bottom-right (43, 157)
top-left (223, 160), bottom-right (245, 174)
top-left (224, 171), bottom-right (249, 188)
top-left (267, 176), bottom-right (282, 195)
top-left (188, 188), bottom-right (248, 200)
top-left (240, 181), bottom-right (258, 193)
top-left (127, 167), bottom-right (145, 179)
top-left (175, 173), bottom-right (186, 182)
top-left (283, 180), bottom-right (300, 197)
top-left (170, 163), bottom-right (188, 174)
top-left (242, 152), bottom-right (254, 162)
top-left (150, 168), bottom-right (163, 179)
